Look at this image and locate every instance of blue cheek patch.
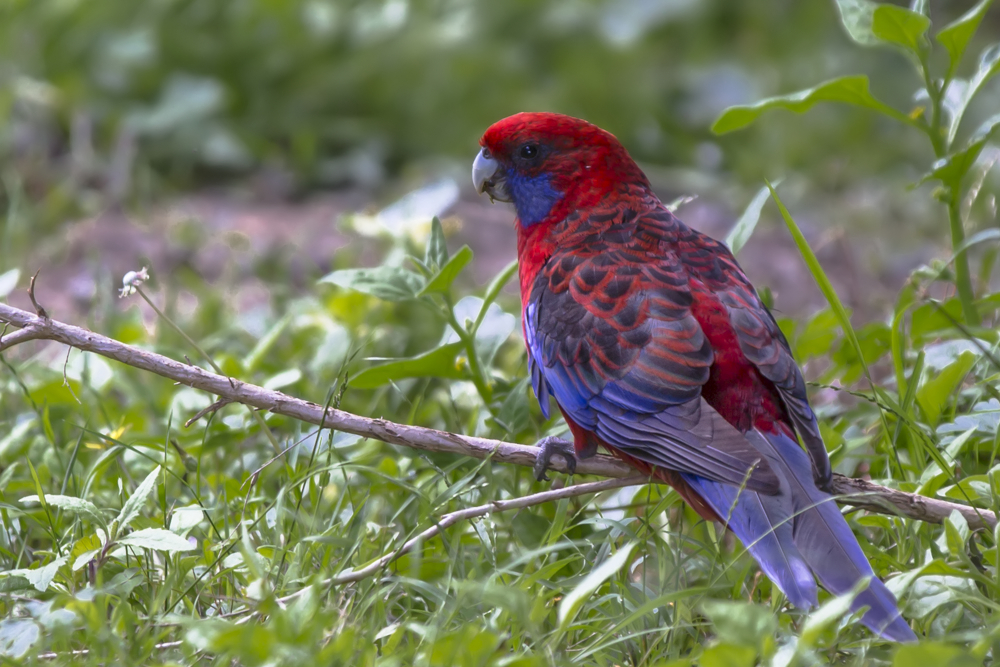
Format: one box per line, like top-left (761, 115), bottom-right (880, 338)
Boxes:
top-left (505, 170), bottom-right (562, 226)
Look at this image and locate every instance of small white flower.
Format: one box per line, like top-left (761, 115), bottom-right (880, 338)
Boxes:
top-left (119, 267), bottom-right (150, 298)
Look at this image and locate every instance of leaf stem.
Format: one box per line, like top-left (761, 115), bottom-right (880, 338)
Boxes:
top-left (917, 51), bottom-right (979, 325)
top-left (442, 294), bottom-right (494, 408)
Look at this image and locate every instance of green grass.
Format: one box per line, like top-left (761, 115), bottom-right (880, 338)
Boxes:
top-left (3, 0), bottom-right (1000, 664)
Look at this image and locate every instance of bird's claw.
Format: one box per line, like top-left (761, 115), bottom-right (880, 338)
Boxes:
top-left (533, 436), bottom-right (577, 481)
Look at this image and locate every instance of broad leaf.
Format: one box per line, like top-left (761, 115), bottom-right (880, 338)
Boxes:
top-left (701, 600), bottom-right (775, 648)
top-left (2, 556), bottom-right (68, 592)
top-left (712, 76), bottom-right (912, 134)
top-left (725, 185), bottom-right (770, 255)
top-left (834, 0), bottom-right (880, 46)
top-left (20, 494), bottom-right (105, 526)
top-left (116, 466), bottom-right (160, 530)
top-left (917, 351), bottom-right (976, 426)
top-left (936, 0), bottom-right (995, 76)
top-left (424, 216), bottom-right (449, 268)
top-left (419, 245), bottom-right (473, 295)
top-left (118, 528), bottom-right (197, 552)
top-left (0, 269), bottom-right (20, 299)
top-left (871, 5), bottom-right (929, 54)
top-left (932, 113), bottom-right (1000, 187)
top-left (946, 44), bottom-right (1000, 145)
top-left (351, 342), bottom-right (465, 389)
top-left (558, 542), bottom-right (636, 630)
top-left (319, 266), bottom-right (425, 302)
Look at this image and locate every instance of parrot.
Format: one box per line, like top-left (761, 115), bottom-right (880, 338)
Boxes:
top-left (471, 112), bottom-right (915, 643)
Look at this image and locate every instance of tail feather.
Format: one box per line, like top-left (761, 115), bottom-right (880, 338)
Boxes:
top-left (683, 429), bottom-right (915, 643)
top-left (683, 473), bottom-right (817, 609)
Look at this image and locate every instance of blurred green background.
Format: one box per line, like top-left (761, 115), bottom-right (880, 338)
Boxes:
top-left (3, 1), bottom-right (1000, 665)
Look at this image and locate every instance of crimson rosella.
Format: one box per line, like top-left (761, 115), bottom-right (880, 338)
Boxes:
top-left (472, 112), bottom-right (915, 642)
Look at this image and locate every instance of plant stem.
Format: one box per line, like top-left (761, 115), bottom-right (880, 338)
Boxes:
top-left (443, 295), bottom-right (494, 407)
top-left (948, 192), bottom-right (980, 325)
top-left (918, 52), bottom-right (979, 325)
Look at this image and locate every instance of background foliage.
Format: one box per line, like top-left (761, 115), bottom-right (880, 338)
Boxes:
top-left (2, 0), bottom-right (1000, 665)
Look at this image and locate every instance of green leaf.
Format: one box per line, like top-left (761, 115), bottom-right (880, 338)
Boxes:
top-left (350, 342), bottom-right (465, 389)
top-left (419, 245), bottom-right (473, 295)
top-left (319, 266), bottom-right (425, 302)
top-left (946, 44), bottom-right (1000, 146)
top-left (20, 494), bottom-right (105, 526)
top-left (424, 216), bottom-right (449, 269)
top-left (798, 577), bottom-right (867, 647)
top-left (724, 186), bottom-right (770, 255)
top-left (917, 351), bottom-right (976, 426)
top-left (473, 260), bottom-right (518, 335)
top-left (0, 618), bottom-right (39, 658)
top-left (244, 312), bottom-right (293, 373)
top-left (699, 644), bottom-right (757, 667)
top-left (871, 5), bottom-right (929, 54)
top-left (934, 113), bottom-right (1000, 187)
top-left (116, 466), bottom-right (161, 530)
top-left (557, 541), bottom-right (636, 630)
top-left (893, 643), bottom-right (979, 667)
top-left (712, 76), bottom-right (913, 134)
top-left (2, 556), bottom-right (68, 592)
top-left (700, 600), bottom-right (776, 648)
top-left (0, 268), bottom-right (20, 299)
top-left (833, 0), bottom-right (880, 46)
top-left (118, 528), bottom-right (197, 552)
top-left (936, 0), bottom-right (995, 76)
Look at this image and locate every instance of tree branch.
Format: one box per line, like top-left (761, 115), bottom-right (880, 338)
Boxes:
top-left (0, 301), bottom-right (995, 530)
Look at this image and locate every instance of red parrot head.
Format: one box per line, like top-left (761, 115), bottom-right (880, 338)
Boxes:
top-left (473, 112), bottom-right (650, 227)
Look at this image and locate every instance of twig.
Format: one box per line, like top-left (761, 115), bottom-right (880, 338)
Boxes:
top-left (0, 301), bottom-right (995, 530)
top-left (37, 640), bottom-right (183, 661)
top-left (28, 269), bottom-right (48, 318)
top-left (265, 476), bottom-right (646, 609)
top-left (184, 398), bottom-right (234, 427)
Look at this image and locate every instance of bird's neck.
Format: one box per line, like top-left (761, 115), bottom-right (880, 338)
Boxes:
top-left (516, 220), bottom-right (555, 307)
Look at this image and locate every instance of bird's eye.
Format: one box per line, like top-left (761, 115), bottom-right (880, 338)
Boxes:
top-left (482, 147), bottom-right (493, 159)
top-left (519, 144), bottom-right (539, 159)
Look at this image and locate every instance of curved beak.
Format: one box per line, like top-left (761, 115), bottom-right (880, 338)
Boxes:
top-left (472, 148), bottom-right (510, 203)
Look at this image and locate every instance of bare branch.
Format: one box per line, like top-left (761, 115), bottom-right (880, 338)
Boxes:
top-left (326, 476), bottom-right (644, 587)
top-left (0, 325), bottom-right (45, 352)
top-left (0, 301), bottom-right (995, 531)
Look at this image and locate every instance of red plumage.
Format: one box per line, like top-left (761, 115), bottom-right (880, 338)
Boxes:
top-left (473, 112), bottom-right (915, 642)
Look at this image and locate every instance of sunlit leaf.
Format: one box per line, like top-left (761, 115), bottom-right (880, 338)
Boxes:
top-left (916, 351), bottom-right (976, 426)
top-left (933, 113), bottom-right (1000, 187)
top-left (833, 0), bottom-right (880, 46)
top-left (871, 5), bottom-right (929, 54)
top-left (319, 266), bottom-right (425, 301)
top-left (20, 494), bottom-right (105, 526)
top-left (724, 185), bottom-right (770, 255)
top-left (419, 245), bottom-right (473, 295)
top-left (0, 269), bottom-right (20, 299)
top-left (118, 528), bottom-right (196, 552)
top-left (351, 342), bottom-right (465, 389)
top-left (425, 216), bottom-right (449, 269)
top-left (712, 76), bottom-right (913, 134)
top-left (558, 541), bottom-right (636, 630)
top-left (116, 466), bottom-right (161, 530)
top-left (936, 0), bottom-right (996, 76)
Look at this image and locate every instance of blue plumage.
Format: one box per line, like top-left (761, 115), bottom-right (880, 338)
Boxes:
top-left (505, 170), bottom-right (562, 226)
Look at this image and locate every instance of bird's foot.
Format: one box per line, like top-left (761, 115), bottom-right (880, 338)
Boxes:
top-left (533, 436), bottom-right (577, 481)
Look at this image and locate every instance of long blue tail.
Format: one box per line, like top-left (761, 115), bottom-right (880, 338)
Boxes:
top-left (683, 428), bottom-right (915, 643)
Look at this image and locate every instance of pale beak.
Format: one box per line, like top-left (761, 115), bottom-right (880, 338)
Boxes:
top-left (472, 148), bottom-right (510, 202)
